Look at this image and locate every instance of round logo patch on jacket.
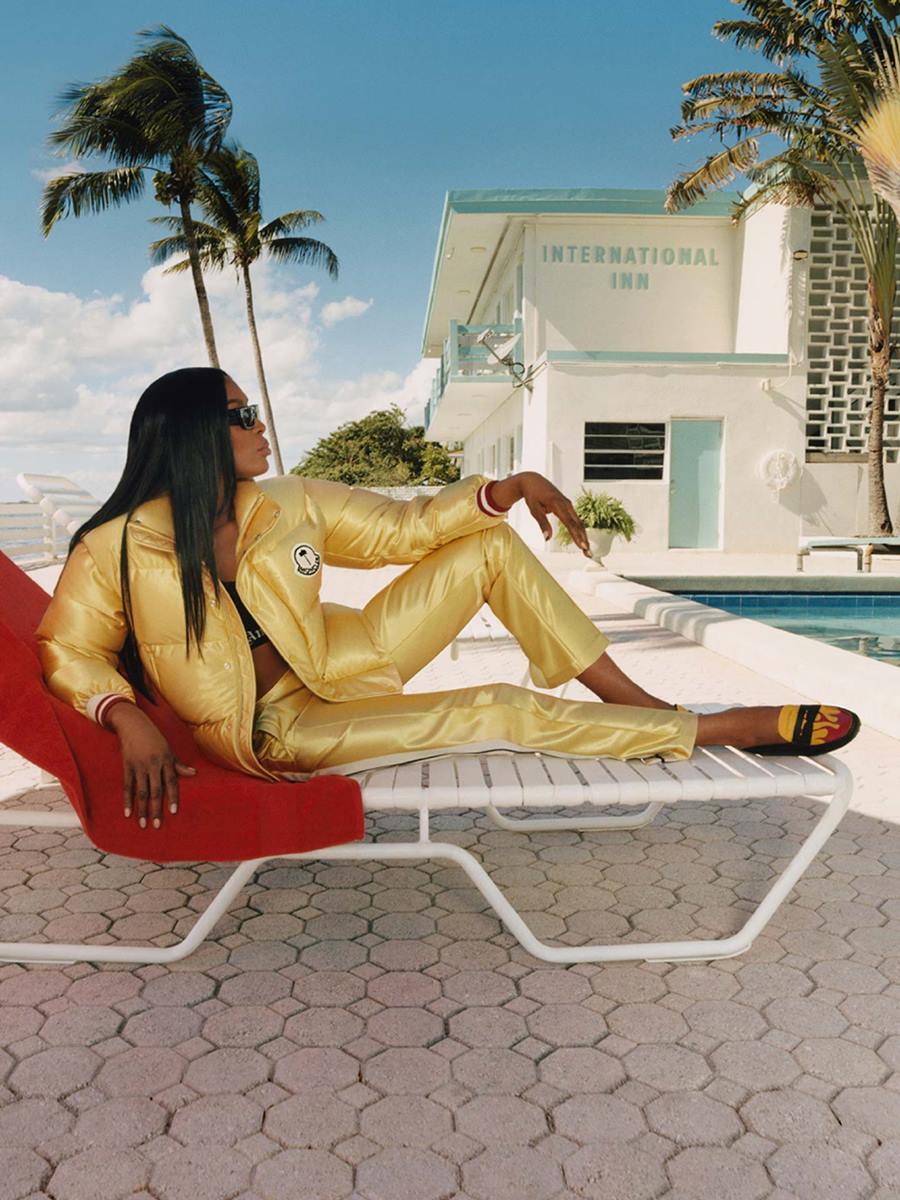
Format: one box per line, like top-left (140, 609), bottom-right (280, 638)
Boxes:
top-left (292, 543), bottom-right (321, 576)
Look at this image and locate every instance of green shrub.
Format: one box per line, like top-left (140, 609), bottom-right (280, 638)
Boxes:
top-left (556, 489), bottom-right (636, 545)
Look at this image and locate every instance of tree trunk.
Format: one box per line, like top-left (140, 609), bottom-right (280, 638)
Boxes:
top-left (242, 264), bottom-right (285, 475)
top-left (178, 195), bottom-right (220, 369)
top-left (866, 279), bottom-right (894, 537)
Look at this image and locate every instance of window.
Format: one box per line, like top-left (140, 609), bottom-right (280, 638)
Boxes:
top-left (515, 262), bottom-right (523, 314)
top-left (508, 435), bottom-right (515, 472)
top-left (584, 421), bottom-right (665, 480)
top-left (488, 443), bottom-right (496, 474)
top-left (515, 424), bottom-right (523, 466)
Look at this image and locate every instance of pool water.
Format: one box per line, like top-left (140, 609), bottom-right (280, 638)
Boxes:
top-left (675, 591), bottom-right (900, 666)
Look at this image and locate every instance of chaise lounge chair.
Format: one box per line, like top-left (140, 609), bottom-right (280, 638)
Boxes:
top-left (16, 472), bottom-right (101, 539)
top-left (797, 534), bottom-right (900, 572)
top-left (0, 550), bottom-right (854, 967)
top-left (0, 498), bottom-right (68, 569)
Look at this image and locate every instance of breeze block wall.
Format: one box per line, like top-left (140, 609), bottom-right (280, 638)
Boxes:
top-left (806, 203), bottom-right (900, 463)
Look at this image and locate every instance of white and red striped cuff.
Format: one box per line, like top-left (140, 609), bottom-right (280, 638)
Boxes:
top-left (86, 693), bottom-right (134, 728)
top-left (476, 481), bottom-right (511, 517)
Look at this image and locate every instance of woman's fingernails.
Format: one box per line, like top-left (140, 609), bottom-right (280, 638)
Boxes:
top-left (124, 808), bottom-right (131, 818)
top-left (139, 817), bottom-right (146, 828)
top-left (153, 818), bottom-right (160, 829)
top-left (170, 804), bottom-right (177, 814)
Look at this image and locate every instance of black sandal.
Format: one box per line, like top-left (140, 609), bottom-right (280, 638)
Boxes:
top-left (748, 704), bottom-right (860, 757)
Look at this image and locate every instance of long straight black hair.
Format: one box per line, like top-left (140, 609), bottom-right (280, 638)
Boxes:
top-left (69, 367), bottom-right (238, 700)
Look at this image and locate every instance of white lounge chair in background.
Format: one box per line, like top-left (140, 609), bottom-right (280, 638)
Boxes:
top-left (797, 535), bottom-right (900, 572)
top-left (16, 472), bottom-right (101, 537)
top-left (0, 500), bottom-right (67, 568)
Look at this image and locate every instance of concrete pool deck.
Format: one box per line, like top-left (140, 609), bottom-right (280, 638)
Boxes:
top-left (0, 552), bottom-right (898, 1200)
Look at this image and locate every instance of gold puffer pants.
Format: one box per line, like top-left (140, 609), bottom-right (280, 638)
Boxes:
top-left (252, 523), bottom-right (699, 778)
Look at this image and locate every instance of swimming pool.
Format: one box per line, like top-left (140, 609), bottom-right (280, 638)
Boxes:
top-left (672, 590), bottom-right (900, 666)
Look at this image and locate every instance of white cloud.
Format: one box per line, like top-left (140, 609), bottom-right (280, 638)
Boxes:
top-left (320, 295), bottom-right (373, 327)
top-left (30, 160), bottom-right (85, 184)
top-left (0, 266), bottom-right (434, 500)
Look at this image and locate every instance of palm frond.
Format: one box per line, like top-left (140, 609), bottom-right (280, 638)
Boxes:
top-left (680, 69), bottom-right (801, 100)
top-left (261, 209), bottom-right (325, 239)
top-left (50, 28), bottom-right (232, 172)
top-left (149, 230), bottom-right (228, 272)
top-left (147, 214), bottom-right (224, 239)
top-left (41, 166), bottom-right (146, 235)
top-left (859, 94), bottom-right (900, 217)
top-left (147, 236), bottom-right (193, 271)
top-left (264, 236), bottom-right (339, 278)
top-left (205, 143), bottom-right (260, 212)
top-left (713, 16), bottom-right (812, 63)
top-left (136, 24), bottom-right (194, 53)
top-left (194, 171), bottom-right (245, 237)
top-left (665, 138), bottom-right (760, 211)
top-left (48, 82), bottom-right (155, 165)
top-left (816, 34), bottom-right (877, 129)
top-left (130, 26), bottom-right (232, 149)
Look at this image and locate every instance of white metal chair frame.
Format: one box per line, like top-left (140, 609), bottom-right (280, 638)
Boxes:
top-left (0, 704), bottom-right (852, 968)
top-left (0, 500), bottom-right (68, 569)
top-left (16, 472), bottom-right (100, 543)
top-left (796, 535), bottom-right (900, 573)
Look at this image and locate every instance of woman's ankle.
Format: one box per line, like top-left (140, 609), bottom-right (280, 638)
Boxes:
top-left (695, 706), bottom-right (781, 748)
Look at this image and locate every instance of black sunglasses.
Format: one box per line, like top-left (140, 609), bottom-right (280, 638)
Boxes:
top-left (226, 404), bottom-right (260, 430)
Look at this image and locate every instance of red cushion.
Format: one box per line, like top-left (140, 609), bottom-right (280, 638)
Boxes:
top-left (0, 550), bottom-right (364, 863)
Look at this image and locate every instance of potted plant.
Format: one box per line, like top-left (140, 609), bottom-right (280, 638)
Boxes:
top-left (555, 489), bottom-right (636, 565)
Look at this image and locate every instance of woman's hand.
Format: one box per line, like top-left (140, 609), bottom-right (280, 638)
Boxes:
top-left (106, 703), bottom-right (196, 830)
top-left (495, 472), bottom-right (592, 557)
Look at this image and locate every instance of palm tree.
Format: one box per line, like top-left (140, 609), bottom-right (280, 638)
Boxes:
top-left (41, 25), bottom-right (231, 366)
top-left (666, 0), bottom-right (900, 537)
top-left (148, 143), bottom-right (339, 475)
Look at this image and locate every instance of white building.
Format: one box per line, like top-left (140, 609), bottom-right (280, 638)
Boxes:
top-left (421, 188), bottom-right (900, 556)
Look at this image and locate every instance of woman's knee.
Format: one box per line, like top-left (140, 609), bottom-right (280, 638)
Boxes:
top-left (481, 521), bottom-right (516, 572)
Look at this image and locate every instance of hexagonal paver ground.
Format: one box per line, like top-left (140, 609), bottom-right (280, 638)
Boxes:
top-left (1, 563), bottom-right (899, 1198)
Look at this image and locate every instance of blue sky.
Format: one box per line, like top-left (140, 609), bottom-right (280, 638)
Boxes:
top-left (0, 0), bottom-right (766, 497)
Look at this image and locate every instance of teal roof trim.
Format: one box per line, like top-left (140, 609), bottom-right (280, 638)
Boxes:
top-left (421, 192), bottom-right (453, 356)
top-left (445, 188), bottom-right (741, 216)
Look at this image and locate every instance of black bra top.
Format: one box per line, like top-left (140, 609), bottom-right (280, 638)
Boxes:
top-left (222, 581), bottom-right (271, 649)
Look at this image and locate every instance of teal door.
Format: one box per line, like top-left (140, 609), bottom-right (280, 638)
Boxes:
top-left (668, 420), bottom-right (722, 548)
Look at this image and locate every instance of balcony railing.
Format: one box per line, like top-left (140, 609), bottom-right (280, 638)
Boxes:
top-left (425, 320), bottom-right (522, 434)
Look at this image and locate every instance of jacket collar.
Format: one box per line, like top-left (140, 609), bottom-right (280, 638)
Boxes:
top-left (128, 480), bottom-right (281, 552)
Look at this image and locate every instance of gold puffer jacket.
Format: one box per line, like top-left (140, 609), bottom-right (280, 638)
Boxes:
top-left (36, 473), bottom-right (507, 780)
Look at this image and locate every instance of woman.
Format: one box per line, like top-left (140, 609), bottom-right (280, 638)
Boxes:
top-left (37, 368), bottom-right (860, 834)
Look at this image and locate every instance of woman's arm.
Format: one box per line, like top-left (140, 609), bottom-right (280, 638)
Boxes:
top-left (35, 540), bottom-right (136, 720)
top-left (302, 473), bottom-right (511, 568)
top-left (489, 472), bottom-right (592, 556)
top-left (35, 539), bottom-right (195, 830)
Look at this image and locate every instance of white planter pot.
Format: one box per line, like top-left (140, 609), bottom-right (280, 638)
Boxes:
top-left (586, 528), bottom-right (615, 565)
